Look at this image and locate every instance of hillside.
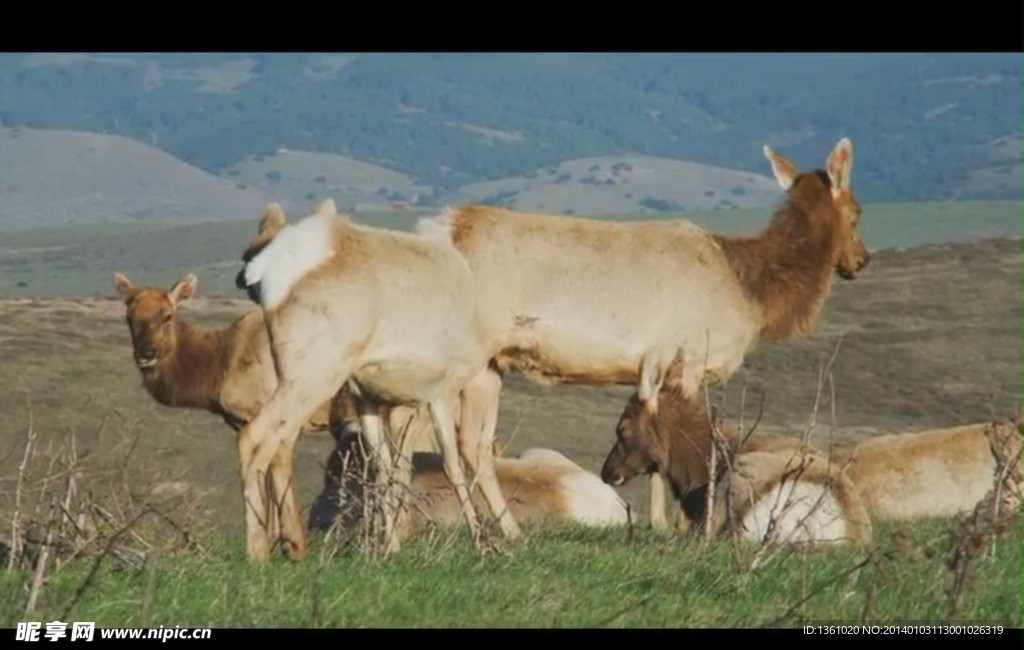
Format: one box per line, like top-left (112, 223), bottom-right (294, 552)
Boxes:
top-left (0, 127), bottom-right (268, 229)
top-left (0, 52), bottom-right (1019, 204)
top-left (221, 148), bottom-right (434, 213)
top-left (451, 154), bottom-right (783, 214)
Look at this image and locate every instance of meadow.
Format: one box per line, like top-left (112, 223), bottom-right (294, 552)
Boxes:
top-left (0, 200), bottom-right (1020, 628)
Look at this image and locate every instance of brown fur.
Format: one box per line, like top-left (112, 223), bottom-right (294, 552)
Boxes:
top-left (713, 169), bottom-right (865, 342)
top-left (114, 272), bottom-right (332, 432)
top-left (601, 350), bottom-right (871, 545)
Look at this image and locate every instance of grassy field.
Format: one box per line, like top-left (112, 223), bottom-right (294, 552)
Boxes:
top-left (0, 201), bottom-right (1020, 628)
top-left (2, 519), bottom-right (1020, 628)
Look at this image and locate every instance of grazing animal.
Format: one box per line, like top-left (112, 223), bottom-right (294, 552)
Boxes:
top-left (310, 423), bottom-right (628, 540)
top-left (830, 417), bottom-right (1023, 520)
top-left (601, 348), bottom-right (873, 546)
top-left (422, 137), bottom-right (867, 530)
top-left (235, 198), bottom-right (505, 562)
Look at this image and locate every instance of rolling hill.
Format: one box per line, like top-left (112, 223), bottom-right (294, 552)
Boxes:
top-left (0, 126), bottom-right (268, 229)
top-left (0, 52), bottom-right (1019, 205)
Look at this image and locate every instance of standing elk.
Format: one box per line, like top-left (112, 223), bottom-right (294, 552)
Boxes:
top-left (112, 269), bottom-right (459, 553)
top-left (601, 349), bottom-right (874, 547)
top-left (114, 267), bottom-right (613, 557)
top-left (235, 198), bottom-right (509, 562)
top-left (421, 137), bottom-right (867, 531)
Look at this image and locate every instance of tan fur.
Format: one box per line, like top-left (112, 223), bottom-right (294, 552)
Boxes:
top-left (113, 271), bottom-right (428, 548)
top-left (831, 418), bottom-right (1023, 520)
top-left (235, 200), bottom-right (512, 562)
top-left (713, 447), bottom-right (874, 547)
top-left (311, 431), bottom-right (626, 540)
top-left (434, 139), bottom-right (866, 529)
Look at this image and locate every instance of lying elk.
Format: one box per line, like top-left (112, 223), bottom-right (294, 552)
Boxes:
top-left (310, 415), bottom-right (629, 541)
top-left (112, 269), bottom-right (450, 556)
top-left (236, 198), bottom-right (503, 562)
top-left (422, 137), bottom-right (868, 532)
top-left (601, 348), bottom-right (874, 547)
top-left (831, 416), bottom-right (1023, 521)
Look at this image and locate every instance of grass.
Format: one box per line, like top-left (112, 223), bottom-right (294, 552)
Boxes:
top-left (2, 517), bottom-right (1020, 628)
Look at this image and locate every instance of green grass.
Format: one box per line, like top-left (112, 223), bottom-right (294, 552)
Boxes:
top-left (3, 518), bottom-right (1019, 628)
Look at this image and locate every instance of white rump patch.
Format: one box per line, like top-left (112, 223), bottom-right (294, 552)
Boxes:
top-left (741, 480), bottom-right (849, 544)
top-left (414, 207), bottom-right (456, 243)
top-left (243, 212), bottom-right (336, 311)
top-left (560, 472), bottom-right (629, 527)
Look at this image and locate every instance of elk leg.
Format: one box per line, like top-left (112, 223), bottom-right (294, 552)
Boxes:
top-left (461, 367), bottom-right (522, 539)
top-left (237, 422), bottom-right (271, 562)
top-left (427, 392), bottom-right (483, 543)
top-left (649, 474), bottom-right (669, 530)
top-left (267, 436), bottom-right (304, 560)
top-left (358, 406), bottom-right (401, 555)
top-left (245, 369), bottom-right (354, 561)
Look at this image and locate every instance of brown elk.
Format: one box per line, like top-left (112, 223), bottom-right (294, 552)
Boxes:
top-left (235, 198), bottom-right (507, 562)
top-left (601, 349), bottom-right (873, 546)
top-left (425, 137), bottom-right (866, 531)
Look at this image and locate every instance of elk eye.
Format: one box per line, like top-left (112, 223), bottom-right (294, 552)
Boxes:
top-left (162, 311), bottom-right (173, 323)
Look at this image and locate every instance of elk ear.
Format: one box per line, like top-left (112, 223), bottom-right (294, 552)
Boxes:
top-left (826, 137), bottom-right (853, 195)
top-left (637, 351), bottom-right (666, 408)
top-left (112, 272), bottom-right (135, 301)
top-left (663, 347), bottom-right (686, 392)
top-left (313, 198), bottom-right (337, 216)
top-left (763, 144), bottom-right (801, 191)
top-left (168, 273), bottom-right (197, 305)
top-left (258, 202), bottom-right (287, 237)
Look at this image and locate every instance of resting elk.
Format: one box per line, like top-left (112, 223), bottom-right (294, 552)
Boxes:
top-left (423, 137), bottom-right (867, 531)
top-left (235, 198), bottom-right (506, 562)
top-left (310, 413), bottom-right (629, 541)
top-left (831, 416), bottom-right (1023, 521)
top-left (601, 348), bottom-right (874, 547)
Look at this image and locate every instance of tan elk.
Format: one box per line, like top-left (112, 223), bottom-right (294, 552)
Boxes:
top-left (235, 198), bottom-right (507, 562)
top-left (601, 349), bottom-right (874, 546)
top-left (831, 416), bottom-right (1023, 521)
top-left (423, 137), bottom-right (867, 531)
top-left (114, 266), bottom-right (519, 556)
top-left (310, 416), bottom-right (629, 540)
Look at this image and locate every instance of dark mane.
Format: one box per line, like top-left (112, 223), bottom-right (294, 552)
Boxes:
top-left (712, 169), bottom-right (840, 341)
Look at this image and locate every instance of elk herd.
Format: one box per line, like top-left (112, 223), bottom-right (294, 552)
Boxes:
top-left (112, 137), bottom-right (1022, 564)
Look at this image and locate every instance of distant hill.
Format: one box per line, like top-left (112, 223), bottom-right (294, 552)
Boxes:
top-left (0, 52), bottom-right (1019, 206)
top-left (452, 154), bottom-right (783, 214)
top-left (0, 127), bottom-right (268, 229)
top-left (221, 148), bottom-right (434, 214)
